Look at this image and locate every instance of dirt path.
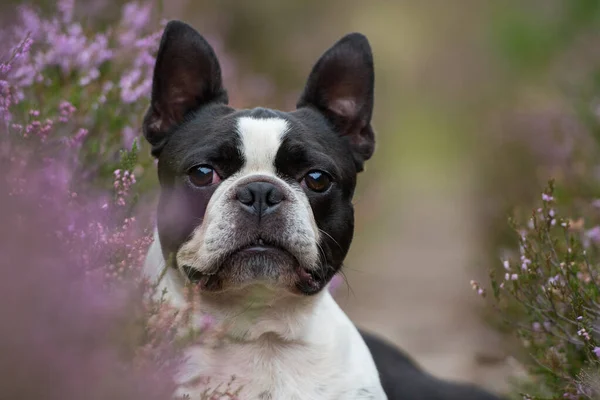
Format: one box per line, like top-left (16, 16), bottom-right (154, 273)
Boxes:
top-left (335, 171), bottom-right (513, 394)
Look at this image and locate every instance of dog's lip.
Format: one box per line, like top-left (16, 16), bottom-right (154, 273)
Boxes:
top-left (237, 238), bottom-right (287, 253)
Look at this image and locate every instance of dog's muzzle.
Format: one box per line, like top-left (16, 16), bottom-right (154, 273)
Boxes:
top-left (177, 175), bottom-right (321, 294)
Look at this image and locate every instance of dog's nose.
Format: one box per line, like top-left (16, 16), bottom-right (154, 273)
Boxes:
top-left (235, 181), bottom-right (284, 217)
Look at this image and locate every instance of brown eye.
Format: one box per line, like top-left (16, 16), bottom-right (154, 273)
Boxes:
top-left (189, 165), bottom-right (220, 187)
top-left (303, 170), bottom-right (332, 192)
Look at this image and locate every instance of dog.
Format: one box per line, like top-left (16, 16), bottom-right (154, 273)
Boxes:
top-left (142, 20), bottom-right (503, 400)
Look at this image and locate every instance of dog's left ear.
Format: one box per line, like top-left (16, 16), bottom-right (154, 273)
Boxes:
top-left (143, 20), bottom-right (228, 157)
top-left (297, 33), bottom-right (375, 172)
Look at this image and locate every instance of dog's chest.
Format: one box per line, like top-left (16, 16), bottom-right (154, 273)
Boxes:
top-left (175, 340), bottom-right (381, 400)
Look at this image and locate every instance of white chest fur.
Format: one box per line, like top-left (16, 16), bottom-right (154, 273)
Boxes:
top-left (144, 235), bottom-right (387, 400)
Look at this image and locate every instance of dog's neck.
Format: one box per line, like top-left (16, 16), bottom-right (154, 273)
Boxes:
top-left (144, 231), bottom-right (387, 400)
top-left (196, 286), bottom-right (330, 343)
top-left (144, 232), bottom-right (336, 345)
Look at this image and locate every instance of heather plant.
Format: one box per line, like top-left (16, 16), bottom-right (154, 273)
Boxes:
top-left (0, 0), bottom-right (252, 398)
top-left (468, 2), bottom-right (600, 398)
top-left (472, 116), bottom-right (600, 397)
top-left (0, 155), bottom-right (182, 400)
top-left (472, 180), bottom-right (600, 399)
top-left (1, 0), bottom-right (163, 187)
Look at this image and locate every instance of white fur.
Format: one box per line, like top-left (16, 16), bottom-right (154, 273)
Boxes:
top-left (144, 236), bottom-right (387, 399)
top-left (237, 116), bottom-right (288, 174)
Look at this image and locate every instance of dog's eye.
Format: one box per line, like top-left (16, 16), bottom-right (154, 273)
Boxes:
top-left (188, 165), bottom-right (221, 187)
top-left (303, 170), bottom-right (332, 193)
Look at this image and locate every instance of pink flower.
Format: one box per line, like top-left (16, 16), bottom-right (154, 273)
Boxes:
top-left (329, 273), bottom-right (343, 294)
top-left (542, 193), bottom-right (554, 202)
top-left (57, 0), bottom-right (75, 23)
top-left (121, 2), bottom-right (152, 33)
top-left (201, 314), bottom-right (216, 331)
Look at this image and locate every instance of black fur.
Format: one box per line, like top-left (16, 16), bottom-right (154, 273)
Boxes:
top-left (361, 331), bottom-right (504, 400)
top-left (143, 20), bottom-right (228, 157)
top-left (297, 33), bottom-right (376, 172)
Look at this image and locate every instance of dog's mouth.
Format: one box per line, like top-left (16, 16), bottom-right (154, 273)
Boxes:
top-left (181, 238), bottom-right (320, 293)
top-left (239, 238), bottom-right (284, 253)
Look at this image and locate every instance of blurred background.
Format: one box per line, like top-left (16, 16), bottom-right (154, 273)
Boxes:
top-left (158, 0), bottom-right (569, 393)
top-left (5, 0), bottom-right (600, 395)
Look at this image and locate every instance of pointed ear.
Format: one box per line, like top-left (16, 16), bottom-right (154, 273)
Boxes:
top-left (297, 33), bottom-right (375, 172)
top-left (143, 20), bottom-right (228, 157)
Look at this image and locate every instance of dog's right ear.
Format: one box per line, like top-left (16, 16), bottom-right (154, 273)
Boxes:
top-left (143, 21), bottom-right (228, 157)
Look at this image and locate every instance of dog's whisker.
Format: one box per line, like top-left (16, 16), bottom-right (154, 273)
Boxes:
top-left (339, 269), bottom-right (356, 300)
top-left (318, 228), bottom-right (343, 251)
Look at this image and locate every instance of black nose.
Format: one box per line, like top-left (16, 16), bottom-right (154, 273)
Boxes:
top-left (236, 181), bottom-right (284, 217)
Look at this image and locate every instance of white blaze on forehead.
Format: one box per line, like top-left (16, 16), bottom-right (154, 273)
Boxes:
top-left (236, 117), bottom-right (288, 173)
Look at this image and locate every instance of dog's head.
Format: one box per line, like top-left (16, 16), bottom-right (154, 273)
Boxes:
top-left (143, 21), bottom-right (375, 296)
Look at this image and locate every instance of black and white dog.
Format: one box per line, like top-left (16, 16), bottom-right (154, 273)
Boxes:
top-left (143, 20), bottom-right (503, 400)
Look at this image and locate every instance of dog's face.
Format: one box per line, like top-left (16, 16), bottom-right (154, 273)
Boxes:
top-left (143, 21), bottom-right (375, 296)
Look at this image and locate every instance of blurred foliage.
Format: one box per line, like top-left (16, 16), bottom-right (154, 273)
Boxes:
top-left (491, 0), bottom-right (600, 74)
top-left (478, 181), bottom-right (600, 399)
top-left (476, 0), bottom-right (600, 397)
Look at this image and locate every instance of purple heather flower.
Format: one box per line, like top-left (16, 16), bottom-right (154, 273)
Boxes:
top-left (58, 0), bottom-right (75, 23)
top-left (586, 226), bottom-right (600, 247)
top-left (548, 274), bottom-right (562, 286)
top-left (67, 128), bottom-right (89, 147)
top-left (122, 2), bottom-right (152, 32)
top-left (520, 256), bottom-right (531, 270)
top-left (542, 193), bottom-right (553, 202)
top-left (0, 138), bottom-right (179, 399)
top-left (201, 314), bottom-right (216, 331)
top-left (578, 328), bottom-right (591, 341)
top-left (329, 273), bottom-right (343, 294)
top-left (134, 31), bottom-right (162, 54)
top-left (17, 6), bottom-right (42, 36)
top-left (527, 218), bottom-right (534, 229)
top-left (59, 100), bottom-right (76, 122)
top-left (79, 68), bottom-right (100, 86)
top-left (121, 126), bottom-right (138, 149)
top-left (20, 37), bottom-right (33, 56)
top-left (593, 347), bottom-right (600, 358)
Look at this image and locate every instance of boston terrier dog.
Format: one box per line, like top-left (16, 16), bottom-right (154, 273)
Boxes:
top-left (143, 20), bottom-right (503, 400)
